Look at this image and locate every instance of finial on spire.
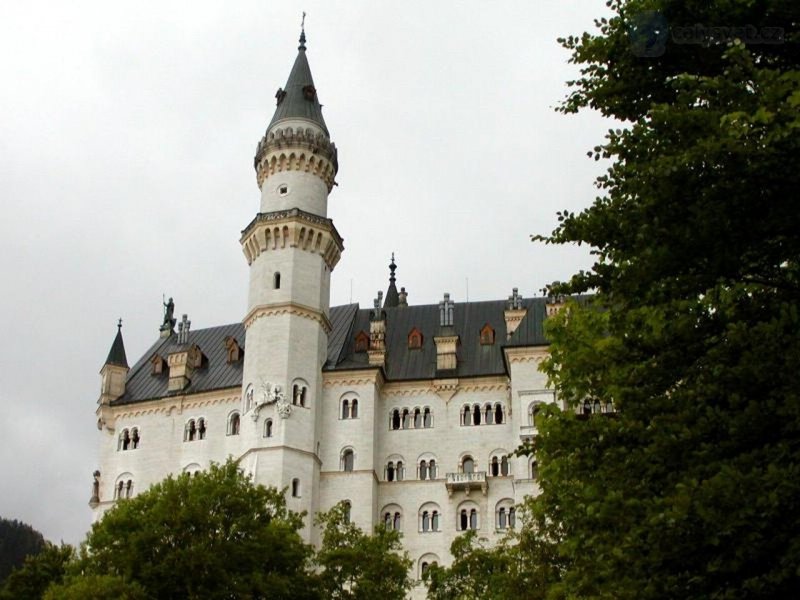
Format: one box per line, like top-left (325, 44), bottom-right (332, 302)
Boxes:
top-left (389, 252), bottom-right (397, 284)
top-left (299, 11), bottom-right (307, 50)
top-left (117, 318), bottom-right (123, 330)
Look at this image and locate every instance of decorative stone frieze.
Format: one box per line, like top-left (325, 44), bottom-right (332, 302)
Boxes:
top-left (254, 126), bottom-right (338, 191)
top-left (243, 301), bottom-right (332, 333)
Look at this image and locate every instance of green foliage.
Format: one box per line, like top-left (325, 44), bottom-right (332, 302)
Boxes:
top-left (43, 574), bottom-right (146, 600)
top-left (0, 518), bottom-right (46, 584)
top-left (525, 1), bottom-right (800, 598)
top-left (79, 459), bottom-right (316, 600)
top-left (0, 543), bottom-right (74, 600)
top-left (314, 502), bottom-right (412, 600)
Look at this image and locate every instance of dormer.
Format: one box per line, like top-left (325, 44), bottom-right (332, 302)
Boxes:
top-left (167, 343), bottom-right (206, 393)
top-left (224, 336), bottom-right (243, 364)
top-left (150, 353), bottom-right (167, 375)
top-left (479, 323), bottom-right (495, 346)
top-left (546, 293), bottom-right (567, 317)
top-left (354, 330), bottom-right (369, 353)
top-left (368, 291), bottom-right (386, 367)
top-left (434, 293), bottom-right (459, 373)
top-left (408, 327), bottom-right (423, 349)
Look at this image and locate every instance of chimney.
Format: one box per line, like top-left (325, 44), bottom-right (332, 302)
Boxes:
top-left (504, 287), bottom-right (527, 339)
top-left (434, 293), bottom-right (459, 373)
top-left (368, 291), bottom-right (386, 367)
top-left (398, 287), bottom-right (408, 307)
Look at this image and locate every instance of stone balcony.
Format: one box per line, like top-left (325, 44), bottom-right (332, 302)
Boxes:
top-left (445, 471), bottom-right (488, 497)
top-left (519, 424), bottom-right (537, 443)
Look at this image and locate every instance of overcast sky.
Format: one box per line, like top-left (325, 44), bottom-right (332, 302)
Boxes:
top-left (0, 1), bottom-right (614, 545)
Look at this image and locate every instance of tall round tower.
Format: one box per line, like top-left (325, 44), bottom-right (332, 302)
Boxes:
top-left (239, 27), bottom-right (343, 544)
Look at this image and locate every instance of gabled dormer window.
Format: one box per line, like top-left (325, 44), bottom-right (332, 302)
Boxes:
top-left (224, 336), bottom-right (243, 364)
top-left (479, 323), bottom-right (495, 346)
top-left (408, 327), bottom-right (423, 349)
top-left (354, 330), bottom-right (369, 353)
top-left (150, 353), bottom-right (166, 375)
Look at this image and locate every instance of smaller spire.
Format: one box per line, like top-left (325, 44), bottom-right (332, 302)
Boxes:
top-left (384, 253), bottom-right (400, 308)
top-left (299, 11), bottom-right (307, 50)
top-left (105, 320), bottom-right (129, 368)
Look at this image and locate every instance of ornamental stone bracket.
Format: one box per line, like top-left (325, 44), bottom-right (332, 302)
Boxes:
top-left (434, 378), bottom-right (459, 403)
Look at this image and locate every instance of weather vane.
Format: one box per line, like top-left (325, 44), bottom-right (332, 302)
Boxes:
top-left (301, 11), bottom-right (306, 33)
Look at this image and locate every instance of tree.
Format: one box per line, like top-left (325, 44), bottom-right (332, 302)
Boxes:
top-left (528, 0), bottom-right (800, 598)
top-left (43, 575), bottom-right (146, 600)
top-left (78, 459), bottom-right (317, 600)
top-left (314, 502), bottom-right (412, 600)
top-left (0, 518), bottom-right (46, 585)
top-left (0, 543), bottom-right (73, 600)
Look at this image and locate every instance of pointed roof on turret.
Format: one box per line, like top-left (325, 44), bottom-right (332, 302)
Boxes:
top-left (384, 253), bottom-right (400, 308)
top-left (105, 319), bottom-right (129, 368)
top-left (268, 25), bottom-right (329, 135)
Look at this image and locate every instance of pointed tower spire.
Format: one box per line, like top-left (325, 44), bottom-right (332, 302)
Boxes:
top-left (384, 253), bottom-right (400, 308)
top-left (105, 318), bottom-right (128, 368)
top-left (267, 15), bottom-right (328, 135)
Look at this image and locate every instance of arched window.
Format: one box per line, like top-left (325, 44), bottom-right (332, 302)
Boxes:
top-left (429, 459), bottom-right (437, 479)
top-left (184, 420), bottom-right (196, 442)
top-left (421, 561), bottom-right (430, 577)
top-left (351, 399), bottom-right (358, 419)
top-left (116, 481), bottom-right (124, 499)
top-left (119, 429), bottom-right (130, 450)
top-left (354, 330), bottom-right (369, 353)
top-left (131, 428), bottom-right (140, 449)
top-left (462, 456), bottom-right (474, 474)
top-left (343, 501), bottom-right (352, 524)
top-left (245, 384), bottom-right (254, 412)
top-left (227, 412), bottom-right (240, 436)
top-left (197, 418), bottom-right (206, 440)
top-left (419, 554), bottom-right (440, 580)
top-left (485, 403), bottom-right (494, 425)
top-left (419, 503), bottom-right (441, 532)
top-left (501, 455), bottom-right (509, 476)
top-left (393, 512), bottom-right (402, 531)
top-left (387, 461), bottom-right (396, 482)
top-left (490, 456), bottom-right (499, 477)
top-left (342, 449), bottom-right (354, 472)
top-left (419, 461), bottom-right (428, 480)
top-left (604, 400), bottom-right (614, 413)
top-left (115, 476), bottom-right (134, 500)
top-left (413, 408), bottom-right (422, 429)
top-left (461, 405), bottom-right (470, 426)
top-left (531, 459), bottom-right (539, 480)
top-left (402, 409), bottom-right (411, 429)
top-left (423, 407), bottom-right (432, 428)
top-left (496, 499), bottom-right (516, 529)
top-left (593, 399), bottom-right (602, 414)
top-left (342, 399), bottom-right (350, 419)
top-left (529, 403), bottom-right (540, 426)
top-left (299, 387), bottom-right (307, 407)
top-left (408, 327), bottom-right (423, 349)
top-left (391, 409), bottom-right (401, 430)
top-left (472, 404), bottom-right (481, 426)
top-left (397, 461), bottom-right (404, 481)
top-left (583, 399), bottom-right (592, 415)
top-left (291, 478), bottom-right (300, 497)
top-left (274, 272), bottom-right (281, 289)
top-left (264, 418), bottom-right (273, 438)
top-left (495, 403), bottom-right (504, 424)
top-left (470, 509), bottom-right (478, 530)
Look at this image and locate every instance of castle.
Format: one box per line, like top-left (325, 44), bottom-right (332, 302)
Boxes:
top-left (91, 28), bottom-right (591, 592)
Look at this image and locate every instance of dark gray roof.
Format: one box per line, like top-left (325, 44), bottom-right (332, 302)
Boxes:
top-left (268, 36), bottom-right (328, 134)
top-left (105, 326), bottom-right (128, 368)
top-left (326, 297), bottom-right (547, 380)
top-left (115, 299), bottom-right (553, 405)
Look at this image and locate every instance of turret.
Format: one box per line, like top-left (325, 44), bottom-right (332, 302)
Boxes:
top-left (97, 319), bottom-right (128, 431)
top-left (239, 25), bottom-right (343, 544)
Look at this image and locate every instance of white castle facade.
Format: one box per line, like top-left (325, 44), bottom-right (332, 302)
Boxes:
top-left (91, 31), bottom-right (591, 594)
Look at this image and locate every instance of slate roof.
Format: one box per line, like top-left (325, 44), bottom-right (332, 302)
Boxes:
top-left (113, 298), bottom-right (552, 406)
top-left (268, 33), bottom-right (329, 135)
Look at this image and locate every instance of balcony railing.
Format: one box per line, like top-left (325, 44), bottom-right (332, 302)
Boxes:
top-left (445, 471), bottom-right (487, 497)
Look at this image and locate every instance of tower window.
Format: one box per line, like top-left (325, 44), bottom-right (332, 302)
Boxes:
top-left (278, 184), bottom-right (289, 196)
top-left (274, 272), bottom-right (281, 290)
top-left (291, 478), bottom-right (300, 497)
top-left (342, 449), bottom-right (354, 472)
top-left (265, 418), bottom-right (273, 438)
top-left (227, 412), bottom-right (241, 436)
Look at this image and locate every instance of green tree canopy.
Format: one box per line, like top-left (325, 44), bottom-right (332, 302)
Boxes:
top-left (43, 574), bottom-right (146, 600)
top-left (527, 0), bottom-right (800, 598)
top-left (314, 502), bottom-right (412, 600)
top-left (78, 459), bottom-right (316, 600)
